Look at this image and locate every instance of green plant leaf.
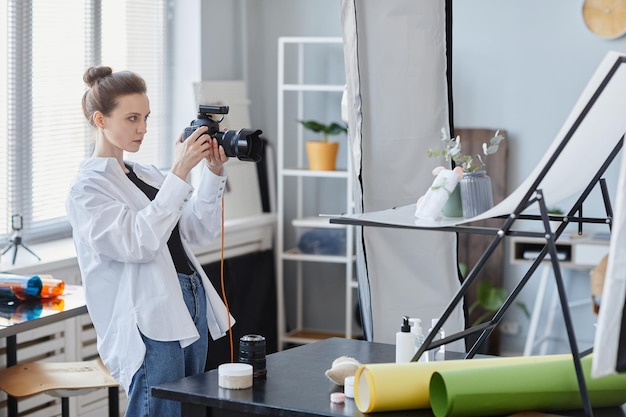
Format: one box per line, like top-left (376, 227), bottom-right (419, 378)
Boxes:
top-left (476, 280), bottom-right (507, 311)
top-left (299, 120), bottom-right (327, 133)
top-left (458, 263), bottom-right (468, 278)
top-left (299, 120), bottom-right (347, 135)
top-left (467, 279), bottom-right (530, 327)
top-left (548, 207), bottom-right (564, 215)
top-left (469, 281), bottom-right (507, 327)
top-left (428, 128), bottom-right (505, 173)
top-left (490, 131), bottom-right (505, 145)
top-left (325, 122), bottom-right (348, 135)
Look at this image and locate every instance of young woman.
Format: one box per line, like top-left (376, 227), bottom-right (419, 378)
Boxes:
top-left (66, 66), bottom-right (234, 417)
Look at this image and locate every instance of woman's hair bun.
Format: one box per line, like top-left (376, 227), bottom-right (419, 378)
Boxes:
top-left (83, 66), bottom-right (113, 87)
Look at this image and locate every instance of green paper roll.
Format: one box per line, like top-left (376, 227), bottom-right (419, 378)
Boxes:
top-left (429, 355), bottom-right (626, 417)
top-left (354, 355), bottom-right (568, 413)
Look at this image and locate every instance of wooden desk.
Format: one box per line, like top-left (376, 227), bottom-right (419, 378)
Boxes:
top-left (152, 337), bottom-right (626, 417)
top-left (1, 284), bottom-right (88, 417)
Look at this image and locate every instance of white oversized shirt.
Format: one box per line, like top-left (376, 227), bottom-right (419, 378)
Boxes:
top-left (66, 157), bottom-right (234, 393)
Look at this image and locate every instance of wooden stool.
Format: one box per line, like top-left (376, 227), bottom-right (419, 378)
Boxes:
top-left (0, 358), bottom-right (119, 417)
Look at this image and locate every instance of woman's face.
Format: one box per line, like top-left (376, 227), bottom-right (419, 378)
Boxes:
top-left (99, 93), bottom-right (150, 155)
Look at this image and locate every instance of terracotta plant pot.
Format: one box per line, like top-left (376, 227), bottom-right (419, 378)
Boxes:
top-left (306, 141), bottom-right (339, 171)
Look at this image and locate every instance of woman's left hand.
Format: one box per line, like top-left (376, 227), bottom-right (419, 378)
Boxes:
top-left (205, 136), bottom-right (229, 175)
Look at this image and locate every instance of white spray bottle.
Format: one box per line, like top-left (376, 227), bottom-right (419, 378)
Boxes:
top-left (395, 316), bottom-right (415, 363)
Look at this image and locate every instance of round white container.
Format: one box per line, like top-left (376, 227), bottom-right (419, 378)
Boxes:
top-left (218, 363), bottom-right (253, 389)
top-left (344, 376), bottom-right (355, 398)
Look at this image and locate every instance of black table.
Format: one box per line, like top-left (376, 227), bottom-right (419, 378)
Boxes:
top-left (152, 337), bottom-right (626, 417)
top-left (151, 338), bottom-right (413, 417)
top-left (1, 284), bottom-right (88, 417)
top-left (153, 337), bottom-right (403, 417)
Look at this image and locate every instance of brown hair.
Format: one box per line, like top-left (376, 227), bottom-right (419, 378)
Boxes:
top-left (81, 66), bottom-right (147, 128)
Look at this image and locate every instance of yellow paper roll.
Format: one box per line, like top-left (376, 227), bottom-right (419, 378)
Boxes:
top-left (354, 354), bottom-right (570, 413)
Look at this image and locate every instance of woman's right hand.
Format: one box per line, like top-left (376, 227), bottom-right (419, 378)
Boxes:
top-left (170, 126), bottom-right (212, 179)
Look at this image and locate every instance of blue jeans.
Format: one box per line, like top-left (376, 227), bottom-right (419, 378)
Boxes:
top-left (125, 271), bottom-right (208, 417)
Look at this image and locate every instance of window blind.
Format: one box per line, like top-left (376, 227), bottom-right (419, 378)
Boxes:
top-left (0, 4), bottom-right (8, 238)
top-left (0, 0), bottom-right (168, 244)
top-left (101, 0), bottom-right (167, 166)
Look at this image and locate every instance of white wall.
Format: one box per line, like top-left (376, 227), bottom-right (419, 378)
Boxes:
top-left (201, 0), bottom-right (343, 143)
top-left (198, 0), bottom-right (626, 354)
top-left (453, 0), bottom-right (626, 355)
top-left (453, 0), bottom-right (626, 202)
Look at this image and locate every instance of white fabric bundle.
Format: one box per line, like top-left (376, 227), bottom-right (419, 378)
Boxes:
top-left (415, 167), bottom-right (463, 220)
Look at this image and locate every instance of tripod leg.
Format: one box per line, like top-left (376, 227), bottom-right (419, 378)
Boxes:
top-left (12, 245), bottom-right (18, 265)
top-left (19, 243), bottom-right (41, 261)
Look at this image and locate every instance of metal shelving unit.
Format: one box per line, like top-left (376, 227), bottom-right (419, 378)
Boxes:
top-left (276, 37), bottom-right (357, 349)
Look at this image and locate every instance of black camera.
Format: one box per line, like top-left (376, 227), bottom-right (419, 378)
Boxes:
top-left (182, 104), bottom-right (263, 162)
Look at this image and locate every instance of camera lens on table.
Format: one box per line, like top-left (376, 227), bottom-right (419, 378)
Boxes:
top-left (238, 334), bottom-right (267, 379)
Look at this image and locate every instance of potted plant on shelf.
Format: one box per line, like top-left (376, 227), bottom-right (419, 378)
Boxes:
top-left (299, 120), bottom-right (347, 171)
top-left (427, 128), bottom-right (505, 218)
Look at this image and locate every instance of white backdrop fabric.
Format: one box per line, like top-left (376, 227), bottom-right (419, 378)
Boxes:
top-left (340, 0), bottom-right (465, 347)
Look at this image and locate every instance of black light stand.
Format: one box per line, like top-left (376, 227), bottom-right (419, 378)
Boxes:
top-left (1, 214), bottom-right (41, 265)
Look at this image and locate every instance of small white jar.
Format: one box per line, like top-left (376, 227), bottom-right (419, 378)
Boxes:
top-left (218, 363), bottom-right (253, 389)
top-left (344, 376), bottom-right (355, 398)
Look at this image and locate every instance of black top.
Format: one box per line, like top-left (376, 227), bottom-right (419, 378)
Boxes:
top-left (125, 166), bottom-right (194, 275)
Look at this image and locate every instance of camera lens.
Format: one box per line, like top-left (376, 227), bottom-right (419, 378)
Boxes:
top-left (216, 129), bottom-right (264, 162)
top-left (238, 334), bottom-right (267, 379)
top-left (181, 106), bottom-right (264, 162)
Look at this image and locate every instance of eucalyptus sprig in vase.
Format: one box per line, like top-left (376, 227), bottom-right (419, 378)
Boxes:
top-left (299, 120), bottom-right (347, 171)
top-left (427, 128), bottom-right (505, 218)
